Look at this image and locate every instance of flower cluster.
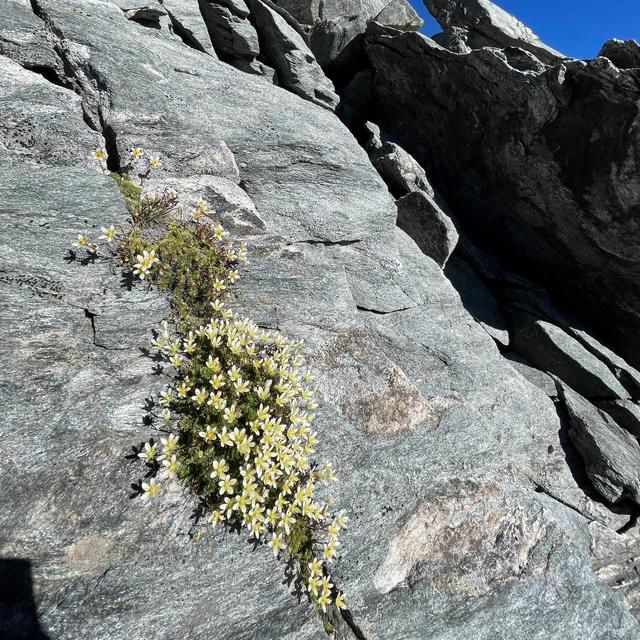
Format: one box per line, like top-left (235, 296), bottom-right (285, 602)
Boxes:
top-left (140, 303), bottom-right (347, 612)
top-left (81, 148), bottom-right (348, 618)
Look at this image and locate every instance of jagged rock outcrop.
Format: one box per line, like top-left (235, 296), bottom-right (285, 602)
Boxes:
top-left (198, 0), bottom-right (262, 70)
top-left (246, 0), bottom-right (338, 108)
top-left (558, 383), bottom-right (640, 505)
top-left (598, 38), bottom-right (640, 70)
top-left (396, 191), bottom-right (458, 267)
top-left (364, 21), bottom-right (640, 369)
top-left (510, 313), bottom-right (629, 400)
top-left (596, 399), bottom-right (640, 438)
top-left (424, 0), bottom-right (565, 63)
top-left (2, 0), bottom-right (640, 638)
top-left (276, 0), bottom-right (422, 81)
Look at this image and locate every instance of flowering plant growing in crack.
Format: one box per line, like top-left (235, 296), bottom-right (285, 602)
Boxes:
top-left (72, 148), bottom-right (348, 617)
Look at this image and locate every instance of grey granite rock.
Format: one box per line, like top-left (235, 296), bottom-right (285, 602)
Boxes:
top-left (598, 38), bottom-right (640, 69)
top-left (558, 382), bottom-right (640, 505)
top-left (159, 0), bottom-right (216, 54)
top-left (424, 0), bottom-right (565, 63)
top-left (276, 0), bottom-right (422, 78)
top-left (396, 190), bottom-right (458, 267)
top-left (503, 352), bottom-right (557, 397)
top-left (500, 283), bottom-right (640, 400)
top-left (143, 175), bottom-right (267, 234)
top-left (1, 0), bottom-right (60, 72)
top-left (246, 0), bottom-right (338, 109)
top-left (0, 55), bottom-right (101, 166)
top-left (198, 0), bottom-right (262, 68)
top-left (445, 256), bottom-right (509, 347)
top-left (510, 313), bottom-right (628, 400)
top-left (596, 400), bottom-right (640, 439)
top-left (366, 136), bottom-right (435, 197)
top-left (365, 23), bottom-right (640, 367)
top-left (110, 0), bottom-right (167, 23)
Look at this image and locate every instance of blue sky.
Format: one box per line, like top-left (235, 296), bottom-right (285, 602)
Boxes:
top-left (409, 1), bottom-right (640, 59)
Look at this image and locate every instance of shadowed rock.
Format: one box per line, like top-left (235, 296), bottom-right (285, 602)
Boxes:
top-left (396, 190), bottom-right (458, 267)
top-left (364, 23), bottom-right (640, 367)
top-left (596, 399), bottom-right (640, 439)
top-left (558, 382), bottom-right (640, 505)
top-left (598, 38), bottom-right (640, 69)
top-left (510, 313), bottom-right (628, 400)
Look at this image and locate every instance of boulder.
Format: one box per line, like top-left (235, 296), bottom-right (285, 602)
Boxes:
top-left (276, 0), bottom-right (422, 80)
top-left (396, 190), bottom-right (458, 267)
top-left (366, 131), bottom-right (435, 197)
top-left (158, 0), bottom-right (216, 54)
top-left (424, 0), bottom-right (565, 63)
top-left (1, 0), bottom-right (61, 73)
top-left (245, 0), bottom-right (339, 109)
top-left (365, 23), bottom-right (640, 368)
top-left (598, 38), bottom-right (640, 69)
top-left (558, 382), bottom-right (640, 505)
top-left (198, 0), bottom-right (263, 72)
top-left (509, 313), bottom-right (628, 400)
top-left (142, 175), bottom-right (267, 234)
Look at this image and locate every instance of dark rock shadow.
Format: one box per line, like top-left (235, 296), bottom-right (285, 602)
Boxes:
top-left (554, 400), bottom-right (637, 521)
top-left (0, 559), bottom-right (50, 640)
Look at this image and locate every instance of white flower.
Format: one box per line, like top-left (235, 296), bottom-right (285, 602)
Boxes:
top-left (73, 234), bottom-right (89, 249)
top-left (162, 454), bottom-right (180, 479)
top-left (99, 225), bottom-right (116, 243)
top-left (138, 442), bottom-right (157, 461)
top-left (141, 478), bottom-right (159, 498)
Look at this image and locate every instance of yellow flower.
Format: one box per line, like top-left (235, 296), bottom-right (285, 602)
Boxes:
top-left (317, 591), bottom-right (331, 612)
top-left (149, 156), bottom-right (162, 168)
top-left (209, 373), bottom-right (225, 390)
top-left (335, 592), bottom-right (346, 610)
top-left (210, 458), bottom-right (229, 478)
top-left (192, 387), bottom-right (208, 405)
top-left (223, 403), bottom-right (240, 423)
top-left (130, 147), bottom-right (144, 159)
top-left (91, 149), bottom-right (107, 161)
top-left (209, 509), bottom-right (224, 526)
top-left (198, 425), bottom-right (217, 442)
top-left (161, 454), bottom-right (180, 479)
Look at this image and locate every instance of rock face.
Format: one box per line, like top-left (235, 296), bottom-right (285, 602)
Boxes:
top-left (559, 383), bottom-right (640, 505)
top-left (246, 0), bottom-right (338, 109)
top-left (424, 0), bottom-right (565, 63)
top-left (510, 313), bottom-right (629, 400)
top-left (2, 0), bottom-right (640, 638)
top-left (198, 0), bottom-right (262, 70)
top-left (276, 0), bottom-right (422, 80)
top-left (598, 38), bottom-right (640, 69)
top-left (365, 21), bottom-right (640, 369)
top-left (396, 191), bottom-right (458, 267)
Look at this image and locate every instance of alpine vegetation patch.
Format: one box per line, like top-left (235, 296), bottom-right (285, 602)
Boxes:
top-left (71, 147), bottom-right (348, 621)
